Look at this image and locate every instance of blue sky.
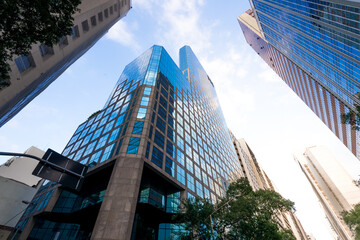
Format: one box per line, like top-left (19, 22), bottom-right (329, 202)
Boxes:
top-left (1, 0), bottom-right (359, 239)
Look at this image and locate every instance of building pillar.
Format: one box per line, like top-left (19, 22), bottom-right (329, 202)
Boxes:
top-left (91, 157), bottom-right (144, 240)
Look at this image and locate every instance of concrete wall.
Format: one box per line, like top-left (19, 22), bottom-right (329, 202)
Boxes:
top-left (0, 176), bottom-right (39, 228)
top-left (0, 0), bottom-right (131, 126)
top-left (0, 146), bottom-right (44, 187)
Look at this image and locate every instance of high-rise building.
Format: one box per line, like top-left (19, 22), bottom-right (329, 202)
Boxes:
top-left (238, 1), bottom-right (360, 159)
top-left (14, 45), bottom-right (242, 240)
top-left (231, 135), bottom-right (308, 240)
top-left (0, 0), bottom-right (131, 127)
top-left (295, 146), bottom-right (360, 240)
top-left (0, 147), bottom-right (44, 239)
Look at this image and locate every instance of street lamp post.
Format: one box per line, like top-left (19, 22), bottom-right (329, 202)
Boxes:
top-left (209, 194), bottom-right (241, 237)
top-left (0, 149), bottom-right (88, 190)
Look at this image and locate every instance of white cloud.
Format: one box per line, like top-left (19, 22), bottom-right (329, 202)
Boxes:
top-left (132, 0), bottom-right (156, 14)
top-left (256, 62), bottom-right (282, 83)
top-left (134, 0), bottom-right (211, 57)
top-left (159, 0), bottom-right (210, 51)
top-left (106, 20), bottom-right (141, 51)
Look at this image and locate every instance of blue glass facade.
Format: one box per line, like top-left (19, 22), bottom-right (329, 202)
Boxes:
top-left (61, 45), bottom-right (239, 200)
top-left (250, 0), bottom-right (360, 108)
top-left (17, 45), bottom-right (242, 239)
top-left (246, 0), bottom-right (360, 158)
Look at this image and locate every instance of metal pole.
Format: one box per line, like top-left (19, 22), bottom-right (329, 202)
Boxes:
top-left (0, 152), bottom-right (84, 178)
top-left (10, 225), bottom-right (20, 240)
top-left (208, 194), bottom-right (241, 238)
top-left (210, 214), bottom-right (214, 236)
top-left (8, 203), bottom-right (34, 240)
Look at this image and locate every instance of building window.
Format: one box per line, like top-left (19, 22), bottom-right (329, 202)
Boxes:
top-left (89, 149), bottom-right (103, 166)
top-left (165, 156), bottom-right (174, 176)
top-left (104, 9), bottom-right (109, 18)
top-left (177, 165), bottom-right (185, 185)
top-left (90, 16), bottom-right (97, 27)
top-left (58, 36), bottom-right (68, 47)
top-left (110, 6), bottom-right (113, 15)
top-left (114, 4), bottom-right (118, 11)
top-left (127, 137), bottom-right (140, 154)
top-left (39, 44), bottom-right (54, 57)
top-left (100, 143), bottom-right (116, 163)
top-left (98, 12), bottom-right (103, 22)
top-left (140, 96), bottom-right (150, 106)
top-left (72, 25), bottom-right (80, 39)
top-left (95, 134), bottom-right (109, 150)
top-left (145, 142), bottom-right (150, 159)
top-left (82, 20), bottom-right (89, 32)
top-left (137, 108), bottom-right (147, 119)
top-left (187, 173), bottom-right (195, 192)
top-left (109, 127), bottom-right (121, 142)
top-left (151, 146), bottom-right (163, 168)
top-left (144, 87), bottom-right (152, 96)
top-left (14, 54), bottom-right (35, 72)
top-left (132, 121), bottom-right (144, 135)
top-left (115, 113), bottom-right (126, 127)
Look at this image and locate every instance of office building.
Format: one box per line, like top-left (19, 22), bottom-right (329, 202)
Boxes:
top-left (295, 146), bottom-right (360, 239)
top-left (0, 147), bottom-right (44, 239)
top-left (239, 1), bottom-right (360, 159)
top-left (231, 135), bottom-right (308, 240)
top-left (0, 0), bottom-right (131, 127)
top-left (14, 45), bottom-right (242, 239)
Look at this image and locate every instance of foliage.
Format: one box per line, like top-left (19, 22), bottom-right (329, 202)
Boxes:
top-left (176, 178), bottom-right (296, 240)
top-left (175, 198), bottom-right (215, 240)
top-left (342, 203), bottom-right (360, 239)
top-left (341, 95), bottom-right (360, 131)
top-left (88, 110), bottom-right (102, 120)
top-left (0, 0), bottom-right (81, 85)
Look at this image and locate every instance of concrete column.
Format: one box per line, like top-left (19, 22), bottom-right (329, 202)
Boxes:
top-left (91, 156), bottom-right (144, 240)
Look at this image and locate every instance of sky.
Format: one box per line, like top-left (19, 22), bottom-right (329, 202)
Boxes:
top-left (1, 0), bottom-right (360, 239)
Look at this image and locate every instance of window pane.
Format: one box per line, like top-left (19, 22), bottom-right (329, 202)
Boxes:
top-left (137, 108), bottom-right (147, 119)
top-left (127, 137), bottom-right (140, 154)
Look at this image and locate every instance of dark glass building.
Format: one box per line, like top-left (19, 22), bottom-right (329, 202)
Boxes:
top-left (240, 0), bottom-right (360, 158)
top-left (15, 45), bottom-right (242, 239)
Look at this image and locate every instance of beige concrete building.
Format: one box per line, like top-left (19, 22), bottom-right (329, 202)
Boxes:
top-left (0, 0), bottom-right (131, 127)
top-left (0, 147), bottom-right (45, 239)
top-left (230, 134), bottom-right (308, 240)
top-left (295, 146), bottom-right (360, 240)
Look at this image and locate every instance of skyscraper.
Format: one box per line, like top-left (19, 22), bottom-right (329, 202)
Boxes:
top-left (239, 1), bottom-right (360, 159)
top-left (295, 146), bottom-right (360, 240)
top-left (0, 0), bottom-right (131, 127)
top-left (14, 45), bottom-right (242, 239)
top-left (231, 135), bottom-right (308, 240)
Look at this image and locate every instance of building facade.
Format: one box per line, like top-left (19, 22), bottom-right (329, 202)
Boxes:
top-left (239, 0), bottom-right (360, 159)
top-left (0, 0), bottom-right (131, 127)
top-left (0, 147), bottom-right (44, 239)
top-left (14, 45), bottom-right (242, 240)
top-left (231, 135), bottom-right (308, 240)
top-left (295, 146), bottom-right (360, 239)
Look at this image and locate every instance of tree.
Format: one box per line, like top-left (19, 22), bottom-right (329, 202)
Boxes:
top-left (341, 94), bottom-right (360, 131)
top-left (175, 198), bottom-right (215, 240)
top-left (342, 203), bottom-right (360, 239)
top-left (0, 0), bottom-right (81, 88)
top-left (176, 178), bottom-right (296, 240)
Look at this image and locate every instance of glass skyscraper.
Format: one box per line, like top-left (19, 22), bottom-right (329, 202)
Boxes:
top-left (14, 45), bottom-right (242, 239)
top-left (240, 0), bottom-right (360, 158)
